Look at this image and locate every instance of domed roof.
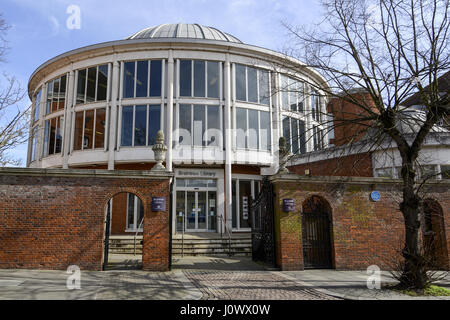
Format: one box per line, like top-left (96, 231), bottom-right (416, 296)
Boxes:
top-left (128, 23), bottom-right (242, 43)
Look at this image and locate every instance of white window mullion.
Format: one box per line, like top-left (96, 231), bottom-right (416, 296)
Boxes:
top-left (134, 62), bottom-right (137, 98)
top-left (146, 104), bottom-right (149, 146)
top-left (93, 109), bottom-right (97, 149)
top-left (81, 110), bottom-right (86, 150)
top-left (132, 105), bottom-right (136, 147)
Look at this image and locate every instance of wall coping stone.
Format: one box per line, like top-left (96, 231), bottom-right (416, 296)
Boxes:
top-left (0, 167), bottom-right (174, 180)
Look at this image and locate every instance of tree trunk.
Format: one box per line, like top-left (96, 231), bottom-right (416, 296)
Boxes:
top-left (399, 163), bottom-right (427, 289)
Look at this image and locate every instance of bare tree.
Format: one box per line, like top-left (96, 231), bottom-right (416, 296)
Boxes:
top-left (277, 0), bottom-right (449, 290)
top-left (0, 13), bottom-right (28, 166)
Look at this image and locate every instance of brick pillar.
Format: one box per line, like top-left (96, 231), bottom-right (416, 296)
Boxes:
top-left (273, 183), bottom-right (304, 270)
top-left (142, 193), bottom-right (170, 271)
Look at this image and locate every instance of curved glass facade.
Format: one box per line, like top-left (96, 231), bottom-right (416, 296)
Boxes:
top-left (27, 47), bottom-right (328, 168)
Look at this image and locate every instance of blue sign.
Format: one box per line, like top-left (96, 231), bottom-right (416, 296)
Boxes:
top-left (152, 197), bottom-right (166, 212)
top-left (282, 199), bottom-right (295, 212)
top-left (370, 191), bottom-right (381, 202)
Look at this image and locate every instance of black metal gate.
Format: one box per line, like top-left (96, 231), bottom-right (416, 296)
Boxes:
top-left (301, 196), bottom-right (332, 269)
top-left (250, 177), bottom-right (275, 267)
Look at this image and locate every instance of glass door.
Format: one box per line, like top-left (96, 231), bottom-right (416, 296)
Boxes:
top-left (186, 191), bottom-right (196, 230)
top-left (197, 191), bottom-right (207, 230)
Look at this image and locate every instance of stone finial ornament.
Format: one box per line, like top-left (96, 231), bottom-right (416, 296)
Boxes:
top-left (278, 136), bottom-right (290, 174)
top-left (151, 130), bottom-right (168, 171)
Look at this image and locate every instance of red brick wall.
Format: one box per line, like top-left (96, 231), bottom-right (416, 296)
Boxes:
top-left (289, 152), bottom-right (374, 177)
top-left (0, 168), bottom-right (172, 271)
top-left (272, 175), bottom-right (450, 271)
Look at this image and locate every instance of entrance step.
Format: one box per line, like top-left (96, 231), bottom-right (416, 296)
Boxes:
top-left (172, 234), bottom-right (252, 257)
top-left (108, 235), bottom-right (142, 255)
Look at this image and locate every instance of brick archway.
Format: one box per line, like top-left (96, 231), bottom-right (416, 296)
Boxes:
top-left (423, 199), bottom-right (449, 270)
top-left (301, 195), bottom-right (334, 269)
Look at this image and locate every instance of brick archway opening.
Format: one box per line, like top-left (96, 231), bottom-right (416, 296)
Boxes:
top-left (301, 195), bottom-right (334, 269)
top-left (423, 199), bottom-right (449, 270)
top-left (102, 192), bottom-right (146, 270)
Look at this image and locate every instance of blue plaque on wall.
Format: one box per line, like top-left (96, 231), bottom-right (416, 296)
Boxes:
top-left (282, 199), bottom-right (295, 212)
top-left (152, 197), bottom-right (166, 212)
top-left (370, 191), bottom-right (381, 202)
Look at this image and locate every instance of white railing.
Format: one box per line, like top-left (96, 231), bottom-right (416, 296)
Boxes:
top-left (134, 219), bottom-right (144, 256)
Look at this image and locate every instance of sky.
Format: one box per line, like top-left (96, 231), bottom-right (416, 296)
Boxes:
top-left (0, 0), bottom-right (322, 166)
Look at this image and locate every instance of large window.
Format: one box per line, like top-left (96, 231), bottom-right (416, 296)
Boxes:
top-left (120, 105), bottom-right (161, 147)
top-left (235, 107), bottom-right (271, 151)
top-left (311, 89), bottom-right (322, 122)
top-left (33, 89), bottom-right (42, 123)
top-left (177, 104), bottom-right (221, 147)
top-left (282, 116), bottom-right (306, 154)
top-left (76, 65), bottom-right (108, 105)
top-left (281, 75), bottom-right (304, 112)
top-left (43, 116), bottom-right (64, 156)
top-left (45, 75), bottom-right (67, 115)
top-left (312, 125), bottom-right (324, 151)
top-left (179, 60), bottom-right (220, 98)
top-left (441, 165), bottom-right (450, 179)
top-left (126, 193), bottom-right (144, 231)
top-left (235, 64), bottom-right (269, 105)
top-left (123, 60), bottom-right (162, 98)
top-left (73, 108), bottom-right (106, 150)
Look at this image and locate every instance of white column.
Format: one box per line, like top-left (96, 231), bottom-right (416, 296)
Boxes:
top-left (108, 59), bottom-right (120, 170)
top-left (166, 50), bottom-right (174, 172)
top-left (63, 70), bottom-right (75, 169)
top-left (37, 84), bottom-right (47, 164)
top-left (305, 83), bottom-right (314, 152)
top-left (224, 54), bottom-right (233, 232)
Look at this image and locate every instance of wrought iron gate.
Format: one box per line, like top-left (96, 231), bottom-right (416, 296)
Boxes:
top-left (250, 177), bottom-right (275, 267)
top-left (301, 196), bottom-right (332, 269)
top-left (102, 200), bottom-right (111, 271)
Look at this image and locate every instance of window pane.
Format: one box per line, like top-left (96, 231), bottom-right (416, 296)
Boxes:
top-left (179, 104), bottom-right (191, 145)
top-left (55, 116), bottom-right (63, 154)
top-left (95, 108), bottom-right (106, 149)
top-left (134, 105), bottom-right (147, 146)
top-left (260, 111), bottom-right (270, 150)
top-left (46, 81), bottom-right (53, 114)
top-left (207, 61), bottom-right (219, 98)
top-left (248, 109), bottom-right (258, 149)
top-left (247, 67), bottom-right (258, 103)
top-left (441, 165), bottom-right (450, 179)
top-left (123, 62), bottom-right (135, 98)
top-left (236, 108), bottom-right (247, 148)
top-left (259, 70), bottom-right (269, 105)
top-left (291, 118), bottom-right (299, 154)
top-left (207, 105), bottom-right (220, 146)
top-left (43, 120), bottom-right (49, 156)
top-left (136, 61), bottom-right (148, 98)
top-left (31, 127), bottom-right (38, 161)
top-left (297, 82), bottom-right (304, 113)
top-left (236, 64), bottom-right (246, 101)
top-left (194, 60), bottom-right (205, 97)
top-left (74, 112), bottom-right (84, 150)
top-left (149, 60), bottom-right (162, 97)
top-left (127, 193), bottom-right (135, 229)
top-left (76, 69), bottom-right (86, 104)
top-left (86, 67), bottom-right (97, 103)
top-left (48, 118), bottom-right (56, 155)
top-left (282, 117), bottom-right (291, 152)
top-left (34, 90), bottom-right (41, 122)
top-left (58, 76), bottom-right (66, 110)
top-left (97, 65), bottom-right (108, 101)
top-left (289, 78), bottom-right (297, 111)
top-left (299, 120), bottom-right (306, 154)
top-left (148, 105), bottom-right (161, 145)
top-left (193, 104), bottom-right (205, 146)
top-left (84, 110), bottom-right (94, 149)
top-left (121, 106), bottom-right (133, 146)
top-left (180, 60), bottom-right (192, 96)
top-left (51, 80), bottom-right (58, 113)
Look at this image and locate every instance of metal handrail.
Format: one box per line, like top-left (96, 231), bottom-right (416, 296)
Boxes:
top-left (134, 219), bottom-right (144, 256)
top-left (219, 214), bottom-right (232, 256)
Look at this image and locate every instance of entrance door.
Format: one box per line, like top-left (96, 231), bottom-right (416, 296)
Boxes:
top-left (301, 196), bottom-right (333, 269)
top-left (185, 191), bottom-right (210, 231)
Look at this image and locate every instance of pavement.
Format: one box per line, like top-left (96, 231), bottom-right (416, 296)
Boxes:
top-left (0, 255), bottom-right (449, 300)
